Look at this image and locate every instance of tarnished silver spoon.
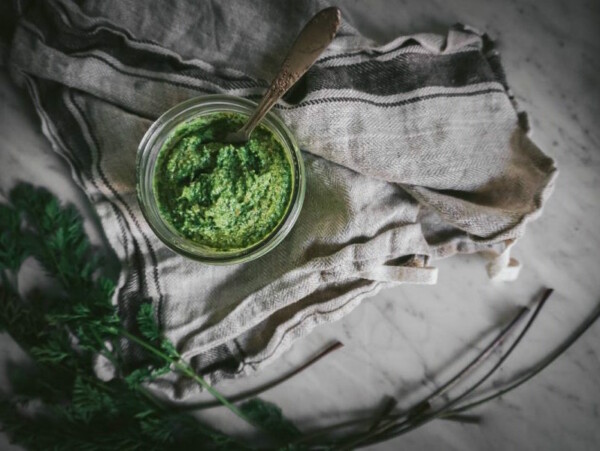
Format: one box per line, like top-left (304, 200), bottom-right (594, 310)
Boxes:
top-left (225, 6), bottom-right (341, 144)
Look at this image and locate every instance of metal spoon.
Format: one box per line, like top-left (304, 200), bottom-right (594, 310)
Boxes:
top-left (225, 6), bottom-right (341, 144)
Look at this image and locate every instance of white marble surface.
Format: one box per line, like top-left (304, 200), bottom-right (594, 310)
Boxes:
top-left (1, 0), bottom-right (600, 449)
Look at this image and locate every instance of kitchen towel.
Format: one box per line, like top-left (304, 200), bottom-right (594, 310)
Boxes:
top-left (5, 0), bottom-right (556, 398)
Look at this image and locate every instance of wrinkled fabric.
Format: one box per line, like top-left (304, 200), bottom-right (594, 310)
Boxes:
top-left (7, 0), bottom-right (556, 398)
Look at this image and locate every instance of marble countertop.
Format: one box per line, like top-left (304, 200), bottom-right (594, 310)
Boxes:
top-left (1, 0), bottom-right (599, 449)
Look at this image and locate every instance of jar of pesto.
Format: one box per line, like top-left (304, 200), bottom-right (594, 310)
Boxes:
top-left (137, 95), bottom-right (305, 264)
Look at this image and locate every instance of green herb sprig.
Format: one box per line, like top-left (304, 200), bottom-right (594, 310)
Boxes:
top-left (0, 184), bottom-right (300, 450)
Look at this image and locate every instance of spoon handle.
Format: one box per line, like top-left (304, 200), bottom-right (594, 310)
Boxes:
top-left (238, 7), bottom-right (341, 138)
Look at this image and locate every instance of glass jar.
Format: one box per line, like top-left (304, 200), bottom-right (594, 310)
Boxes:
top-left (137, 95), bottom-right (305, 264)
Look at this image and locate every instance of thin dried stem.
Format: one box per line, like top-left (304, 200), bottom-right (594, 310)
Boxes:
top-left (356, 288), bottom-right (553, 449)
top-left (180, 341), bottom-right (344, 411)
top-left (446, 294), bottom-right (600, 415)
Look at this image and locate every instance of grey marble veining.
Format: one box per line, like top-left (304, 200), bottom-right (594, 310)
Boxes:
top-left (1, 0), bottom-right (600, 450)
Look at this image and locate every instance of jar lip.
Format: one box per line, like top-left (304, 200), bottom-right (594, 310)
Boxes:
top-left (136, 94), bottom-right (306, 265)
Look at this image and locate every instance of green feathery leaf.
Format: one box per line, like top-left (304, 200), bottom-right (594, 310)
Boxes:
top-left (0, 183), bottom-right (300, 450)
top-left (0, 203), bottom-right (28, 270)
top-left (241, 398), bottom-right (303, 441)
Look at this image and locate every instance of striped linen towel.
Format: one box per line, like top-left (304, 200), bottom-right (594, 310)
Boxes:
top-left (6, 0), bottom-right (556, 398)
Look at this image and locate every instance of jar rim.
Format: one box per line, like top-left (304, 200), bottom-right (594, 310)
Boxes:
top-left (136, 95), bottom-right (305, 264)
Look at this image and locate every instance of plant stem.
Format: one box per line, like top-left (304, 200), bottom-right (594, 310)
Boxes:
top-left (356, 288), bottom-right (553, 449)
top-left (446, 295), bottom-right (600, 416)
top-left (120, 330), bottom-right (260, 432)
top-left (337, 289), bottom-right (552, 450)
top-left (368, 396), bottom-right (397, 432)
top-left (293, 301), bottom-right (531, 447)
top-left (180, 341), bottom-right (344, 411)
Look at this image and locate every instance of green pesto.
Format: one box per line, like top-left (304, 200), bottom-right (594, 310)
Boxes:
top-left (153, 112), bottom-right (292, 251)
